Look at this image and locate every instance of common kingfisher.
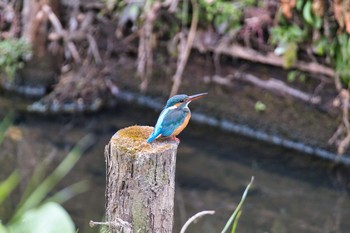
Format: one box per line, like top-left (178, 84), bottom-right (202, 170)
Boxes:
top-left (147, 93), bottom-right (207, 143)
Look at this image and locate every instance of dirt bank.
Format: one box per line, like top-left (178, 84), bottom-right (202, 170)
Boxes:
top-left (106, 50), bottom-right (347, 161)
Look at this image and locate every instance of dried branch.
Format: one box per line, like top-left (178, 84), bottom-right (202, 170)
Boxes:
top-left (328, 89), bottom-right (350, 154)
top-left (89, 219), bottom-right (132, 231)
top-left (0, 2), bottom-right (19, 39)
top-left (80, 12), bottom-right (94, 32)
top-left (192, 31), bottom-right (335, 78)
top-left (66, 41), bottom-right (81, 63)
top-left (41, 4), bottom-right (82, 63)
top-left (42, 4), bottom-right (103, 64)
top-left (170, 0), bottom-right (199, 97)
top-left (204, 72), bottom-right (321, 104)
top-left (237, 72), bottom-right (321, 104)
top-left (42, 4), bottom-right (63, 34)
top-left (137, 1), bottom-right (161, 92)
top-left (87, 34), bottom-right (102, 64)
top-left (164, 0), bottom-right (180, 12)
top-left (337, 133), bottom-right (350, 155)
top-left (180, 210), bottom-right (215, 233)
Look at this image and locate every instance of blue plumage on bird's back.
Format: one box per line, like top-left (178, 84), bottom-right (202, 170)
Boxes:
top-left (147, 106), bottom-right (187, 142)
top-left (147, 107), bottom-right (174, 143)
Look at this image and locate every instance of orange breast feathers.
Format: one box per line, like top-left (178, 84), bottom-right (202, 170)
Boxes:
top-left (172, 112), bottom-right (191, 136)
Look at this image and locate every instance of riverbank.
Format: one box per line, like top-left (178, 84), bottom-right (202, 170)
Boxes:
top-left (106, 50), bottom-right (349, 164)
top-left (1, 46), bottom-right (348, 164)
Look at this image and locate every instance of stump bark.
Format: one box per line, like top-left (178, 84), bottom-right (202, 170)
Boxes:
top-left (105, 125), bottom-right (178, 233)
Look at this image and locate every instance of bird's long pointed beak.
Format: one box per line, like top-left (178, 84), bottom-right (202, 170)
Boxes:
top-left (186, 92), bottom-right (208, 102)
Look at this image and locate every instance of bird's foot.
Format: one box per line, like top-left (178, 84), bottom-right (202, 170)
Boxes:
top-left (171, 135), bottom-right (180, 143)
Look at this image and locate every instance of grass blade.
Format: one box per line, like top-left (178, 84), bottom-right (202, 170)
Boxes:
top-left (0, 113), bottom-right (13, 144)
top-left (231, 210), bottom-right (242, 233)
top-left (221, 176), bottom-right (254, 233)
top-left (0, 170), bottom-right (20, 205)
top-left (11, 134), bottom-right (94, 222)
top-left (45, 180), bottom-right (89, 204)
top-left (19, 150), bottom-right (56, 205)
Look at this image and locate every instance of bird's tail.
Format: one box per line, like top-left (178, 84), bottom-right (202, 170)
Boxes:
top-left (147, 131), bottom-right (160, 143)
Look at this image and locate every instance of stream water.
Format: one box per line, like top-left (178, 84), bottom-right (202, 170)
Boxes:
top-left (1, 100), bottom-right (349, 233)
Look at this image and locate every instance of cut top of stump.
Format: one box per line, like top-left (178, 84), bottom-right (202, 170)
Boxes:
top-left (111, 125), bottom-right (179, 156)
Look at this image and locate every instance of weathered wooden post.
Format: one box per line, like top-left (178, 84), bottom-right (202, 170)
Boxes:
top-left (105, 125), bottom-right (178, 233)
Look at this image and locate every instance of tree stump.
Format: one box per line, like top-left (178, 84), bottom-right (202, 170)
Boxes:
top-left (105, 125), bottom-right (178, 233)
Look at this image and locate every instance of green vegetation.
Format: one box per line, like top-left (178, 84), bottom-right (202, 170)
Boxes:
top-left (108, 0), bottom-right (350, 87)
top-left (180, 177), bottom-right (254, 233)
top-left (271, 0), bottom-right (350, 85)
top-left (298, 0), bottom-right (322, 29)
top-left (331, 34), bottom-right (350, 84)
top-left (109, 0), bottom-right (255, 36)
top-left (0, 39), bottom-right (31, 82)
top-left (221, 177), bottom-right (254, 233)
top-left (0, 115), bottom-right (91, 233)
top-left (254, 101), bottom-right (266, 112)
top-left (197, 0), bottom-right (254, 34)
top-left (287, 70), bottom-right (306, 83)
top-left (270, 24), bottom-right (307, 68)
top-left (0, 114), bottom-right (13, 144)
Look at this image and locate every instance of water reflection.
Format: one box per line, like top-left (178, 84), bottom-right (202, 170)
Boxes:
top-left (1, 103), bottom-right (349, 233)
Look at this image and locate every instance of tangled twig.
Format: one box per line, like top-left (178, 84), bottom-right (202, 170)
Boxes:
top-left (43, 4), bottom-right (101, 64)
top-left (328, 88), bottom-right (350, 154)
top-left (0, 0), bottom-right (19, 39)
top-left (89, 218), bottom-right (132, 232)
top-left (137, 1), bottom-right (161, 92)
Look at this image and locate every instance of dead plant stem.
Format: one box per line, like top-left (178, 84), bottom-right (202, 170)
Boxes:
top-left (170, 0), bottom-right (199, 97)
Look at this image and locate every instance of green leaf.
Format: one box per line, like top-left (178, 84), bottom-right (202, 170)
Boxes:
top-left (0, 171), bottom-right (20, 205)
top-left (221, 177), bottom-right (254, 233)
top-left (313, 38), bottom-right (327, 56)
top-left (0, 223), bottom-right (8, 233)
top-left (9, 202), bottom-right (75, 233)
top-left (230, 210), bottom-right (242, 233)
top-left (283, 43), bottom-right (298, 68)
top-left (0, 114), bottom-right (13, 145)
top-left (296, 0), bottom-right (304, 11)
top-left (299, 73), bottom-right (306, 82)
top-left (11, 135), bottom-right (94, 222)
top-left (0, 38), bottom-right (31, 80)
top-left (314, 15), bottom-right (322, 29)
top-left (255, 101), bottom-right (266, 112)
top-left (287, 71), bottom-right (298, 82)
top-left (45, 180), bottom-right (89, 204)
top-left (302, 1), bottom-right (313, 25)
